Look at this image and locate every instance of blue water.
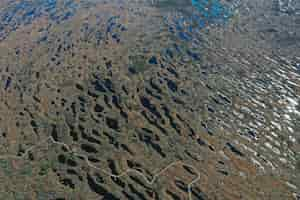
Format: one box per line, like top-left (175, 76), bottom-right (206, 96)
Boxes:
top-left (170, 0), bottom-right (232, 42)
top-left (162, 0), bottom-right (234, 63)
top-left (1, 0), bottom-right (79, 25)
top-left (4, 77), bottom-right (11, 90)
top-left (191, 0), bottom-right (231, 23)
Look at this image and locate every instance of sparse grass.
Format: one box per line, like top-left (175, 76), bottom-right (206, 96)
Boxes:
top-left (19, 164), bottom-right (33, 176)
top-left (0, 159), bottom-right (12, 175)
top-left (128, 55), bottom-right (149, 73)
top-left (296, 154), bottom-right (300, 171)
top-left (297, 160), bottom-right (300, 171)
top-left (39, 161), bottom-right (51, 176)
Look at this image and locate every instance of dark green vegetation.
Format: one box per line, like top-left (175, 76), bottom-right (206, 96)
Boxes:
top-left (0, 0), bottom-right (299, 199)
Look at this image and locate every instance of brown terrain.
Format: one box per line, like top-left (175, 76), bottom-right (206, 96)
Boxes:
top-left (0, 0), bottom-right (299, 199)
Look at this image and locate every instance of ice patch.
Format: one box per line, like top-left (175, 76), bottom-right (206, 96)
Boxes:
top-left (286, 96), bottom-right (300, 116)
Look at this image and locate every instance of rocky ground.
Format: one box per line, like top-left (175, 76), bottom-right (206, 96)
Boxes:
top-left (0, 0), bottom-right (299, 199)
